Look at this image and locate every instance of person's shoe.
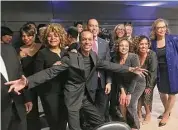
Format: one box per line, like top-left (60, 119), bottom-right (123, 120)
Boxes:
top-left (158, 113), bottom-right (170, 119)
top-left (158, 115), bottom-right (169, 127)
top-left (159, 122), bottom-right (166, 127)
top-left (157, 115), bottom-right (163, 119)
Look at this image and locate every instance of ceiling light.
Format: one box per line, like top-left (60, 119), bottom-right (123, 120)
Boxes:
top-left (140, 2), bottom-right (164, 6)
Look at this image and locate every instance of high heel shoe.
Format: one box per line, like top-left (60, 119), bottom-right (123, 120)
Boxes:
top-left (157, 115), bottom-right (163, 119)
top-left (158, 113), bottom-right (170, 119)
top-left (158, 115), bottom-right (170, 127)
top-left (159, 122), bottom-right (166, 127)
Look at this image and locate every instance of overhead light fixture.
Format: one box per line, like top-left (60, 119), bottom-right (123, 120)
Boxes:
top-left (140, 2), bottom-right (165, 6)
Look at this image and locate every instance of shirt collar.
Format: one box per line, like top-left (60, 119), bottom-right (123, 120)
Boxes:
top-left (94, 37), bottom-right (98, 41)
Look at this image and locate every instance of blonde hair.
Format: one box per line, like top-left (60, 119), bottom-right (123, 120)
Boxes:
top-left (150, 18), bottom-right (170, 40)
top-left (113, 24), bottom-right (126, 41)
top-left (43, 23), bottom-right (67, 48)
top-left (38, 27), bottom-right (47, 43)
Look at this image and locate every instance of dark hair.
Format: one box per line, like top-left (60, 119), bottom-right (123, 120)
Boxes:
top-left (74, 21), bottom-right (83, 27)
top-left (86, 18), bottom-right (99, 25)
top-left (67, 26), bottom-right (78, 39)
top-left (25, 21), bottom-right (36, 28)
top-left (115, 37), bottom-right (131, 52)
top-left (20, 24), bottom-right (36, 37)
top-left (37, 24), bottom-right (47, 35)
top-left (1, 26), bottom-right (13, 37)
top-left (124, 22), bottom-right (132, 25)
top-left (134, 35), bottom-right (151, 53)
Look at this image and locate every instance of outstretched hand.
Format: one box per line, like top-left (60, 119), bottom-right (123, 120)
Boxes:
top-left (129, 67), bottom-right (148, 77)
top-left (5, 75), bottom-right (28, 95)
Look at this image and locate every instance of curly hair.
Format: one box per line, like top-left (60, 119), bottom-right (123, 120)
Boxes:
top-left (114, 37), bottom-right (131, 52)
top-left (42, 23), bottom-right (67, 48)
top-left (150, 18), bottom-right (170, 40)
top-left (134, 35), bottom-right (151, 54)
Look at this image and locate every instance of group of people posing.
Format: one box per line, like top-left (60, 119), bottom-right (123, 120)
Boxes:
top-left (1, 18), bottom-right (178, 130)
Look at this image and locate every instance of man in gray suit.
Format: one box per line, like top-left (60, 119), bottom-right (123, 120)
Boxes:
top-left (6, 30), bottom-right (146, 130)
top-left (87, 19), bottom-right (111, 121)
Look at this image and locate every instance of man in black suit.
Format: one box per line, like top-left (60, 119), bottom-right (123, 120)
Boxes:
top-left (6, 30), bottom-right (146, 130)
top-left (1, 44), bottom-right (32, 130)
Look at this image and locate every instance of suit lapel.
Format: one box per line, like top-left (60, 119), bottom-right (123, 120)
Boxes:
top-left (90, 51), bottom-right (97, 66)
top-left (97, 37), bottom-right (102, 54)
top-left (86, 51), bottom-right (97, 81)
top-left (77, 53), bottom-right (85, 70)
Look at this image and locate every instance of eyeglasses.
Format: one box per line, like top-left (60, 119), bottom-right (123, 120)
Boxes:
top-left (156, 26), bottom-right (166, 30)
top-left (117, 28), bottom-right (125, 31)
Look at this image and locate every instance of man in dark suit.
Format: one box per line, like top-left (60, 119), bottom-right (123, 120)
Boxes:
top-left (6, 30), bottom-right (146, 130)
top-left (1, 44), bottom-right (32, 130)
top-left (87, 19), bottom-right (111, 121)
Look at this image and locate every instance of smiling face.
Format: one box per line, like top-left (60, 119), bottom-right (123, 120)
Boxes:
top-left (80, 31), bottom-right (93, 53)
top-left (1, 35), bottom-right (12, 44)
top-left (118, 40), bottom-right (129, 55)
top-left (87, 19), bottom-right (99, 38)
top-left (155, 21), bottom-right (167, 38)
top-left (138, 38), bottom-right (149, 54)
top-left (76, 24), bottom-right (83, 33)
top-left (125, 25), bottom-right (133, 37)
top-left (21, 32), bottom-right (34, 46)
top-left (115, 24), bottom-right (126, 38)
top-left (47, 31), bottom-right (60, 47)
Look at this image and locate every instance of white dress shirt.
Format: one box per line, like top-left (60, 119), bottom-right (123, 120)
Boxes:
top-left (0, 55), bottom-right (9, 81)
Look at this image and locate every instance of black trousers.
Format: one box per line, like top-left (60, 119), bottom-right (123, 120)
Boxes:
top-left (68, 95), bottom-right (104, 130)
top-left (95, 78), bottom-right (109, 121)
top-left (40, 93), bottom-right (68, 130)
top-left (26, 90), bottom-right (41, 130)
top-left (2, 103), bottom-right (27, 130)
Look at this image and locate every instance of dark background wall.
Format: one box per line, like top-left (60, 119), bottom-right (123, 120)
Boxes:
top-left (1, 1), bottom-right (178, 35)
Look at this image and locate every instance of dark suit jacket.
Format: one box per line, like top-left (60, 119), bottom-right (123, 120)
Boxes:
top-left (97, 37), bottom-right (111, 88)
top-left (1, 44), bottom-right (27, 130)
top-left (27, 50), bottom-right (129, 110)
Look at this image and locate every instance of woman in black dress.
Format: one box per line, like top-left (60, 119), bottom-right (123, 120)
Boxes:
top-left (136, 35), bottom-right (157, 124)
top-left (34, 23), bottom-right (68, 130)
top-left (18, 24), bottom-right (43, 130)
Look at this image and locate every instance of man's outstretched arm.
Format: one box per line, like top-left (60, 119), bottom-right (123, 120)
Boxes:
top-left (27, 63), bottom-right (69, 89)
top-left (5, 56), bottom-right (70, 94)
top-left (97, 59), bottom-right (147, 77)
